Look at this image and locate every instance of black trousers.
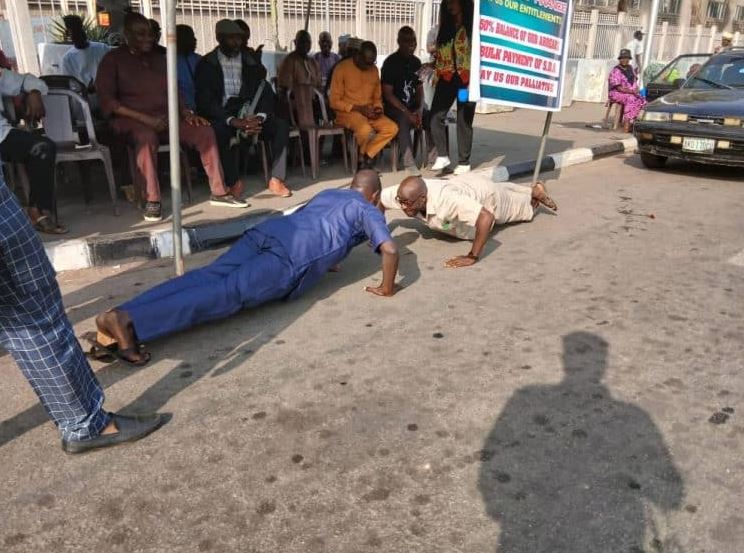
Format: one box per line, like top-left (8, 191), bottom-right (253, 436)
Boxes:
top-left (429, 77), bottom-right (476, 165)
top-left (0, 129), bottom-right (57, 212)
top-left (212, 116), bottom-right (289, 185)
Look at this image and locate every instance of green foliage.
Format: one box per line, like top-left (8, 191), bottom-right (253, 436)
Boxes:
top-left (48, 13), bottom-right (110, 44)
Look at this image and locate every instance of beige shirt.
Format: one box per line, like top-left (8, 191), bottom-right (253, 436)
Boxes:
top-left (381, 178), bottom-right (490, 240)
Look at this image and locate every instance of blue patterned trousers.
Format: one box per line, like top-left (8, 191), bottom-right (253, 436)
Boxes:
top-left (0, 177), bottom-right (110, 442)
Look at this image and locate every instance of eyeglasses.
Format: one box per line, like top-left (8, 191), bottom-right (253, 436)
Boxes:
top-left (395, 193), bottom-right (424, 206)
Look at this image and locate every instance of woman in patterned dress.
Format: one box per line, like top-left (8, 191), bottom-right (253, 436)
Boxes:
top-left (608, 48), bottom-right (647, 133)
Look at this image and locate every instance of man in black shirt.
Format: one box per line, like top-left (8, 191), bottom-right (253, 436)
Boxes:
top-left (381, 26), bottom-right (424, 173)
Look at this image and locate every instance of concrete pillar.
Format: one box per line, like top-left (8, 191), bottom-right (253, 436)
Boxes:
top-left (613, 11), bottom-right (626, 56)
top-left (692, 23), bottom-right (702, 50)
top-left (658, 21), bottom-right (668, 58)
top-left (274, 0), bottom-right (287, 50)
top-left (140, 0), bottom-right (154, 19)
top-left (676, 0), bottom-right (693, 55)
top-left (355, 0), bottom-right (366, 38)
top-left (86, 0), bottom-right (97, 18)
top-left (419, 0), bottom-right (433, 59)
top-left (708, 24), bottom-right (717, 51)
top-left (735, 31), bottom-right (742, 46)
top-left (6, 0), bottom-right (40, 74)
top-left (585, 9), bottom-right (599, 59)
top-left (59, 0), bottom-right (70, 13)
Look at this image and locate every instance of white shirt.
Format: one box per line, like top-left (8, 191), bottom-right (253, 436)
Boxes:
top-left (0, 69), bottom-right (49, 143)
top-left (217, 49), bottom-right (243, 105)
top-left (625, 39), bottom-right (644, 65)
top-left (61, 42), bottom-right (111, 88)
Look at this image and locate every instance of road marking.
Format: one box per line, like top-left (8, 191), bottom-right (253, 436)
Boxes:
top-left (728, 249), bottom-right (744, 267)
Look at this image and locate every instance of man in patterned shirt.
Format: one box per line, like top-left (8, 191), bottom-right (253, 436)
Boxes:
top-left (196, 19), bottom-right (292, 198)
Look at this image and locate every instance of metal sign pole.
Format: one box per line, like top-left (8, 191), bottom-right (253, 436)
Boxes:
top-left (165, 0), bottom-right (184, 276)
top-left (531, 111), bottom-right (553, 185)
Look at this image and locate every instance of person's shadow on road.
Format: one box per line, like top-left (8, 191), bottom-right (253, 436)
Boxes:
top-left (478, 331), bottom-right (685, 553)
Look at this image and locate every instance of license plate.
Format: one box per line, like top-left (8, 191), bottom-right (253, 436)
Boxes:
top-left (682, 137), bottom-right (715, 153)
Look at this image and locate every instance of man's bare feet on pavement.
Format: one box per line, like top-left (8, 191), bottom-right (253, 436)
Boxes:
top-left (95, 309), bottom-right (149, 365)
top-left (268, 177), bottom-right (292, 197)
top-left (531, 181), bottom-right (558, 211)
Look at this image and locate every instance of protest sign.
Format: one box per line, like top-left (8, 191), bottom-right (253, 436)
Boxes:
top-left (469, 0), bottom-right (573, 111)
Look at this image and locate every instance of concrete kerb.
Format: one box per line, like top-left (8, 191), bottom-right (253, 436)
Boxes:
top-left (44, 137), bottom-right (637, 272)
top-left (491, 137), bottom-right (636, 182)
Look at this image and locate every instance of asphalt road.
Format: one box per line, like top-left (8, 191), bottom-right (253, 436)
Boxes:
top-left (1, 154), bottom-right (743, 553)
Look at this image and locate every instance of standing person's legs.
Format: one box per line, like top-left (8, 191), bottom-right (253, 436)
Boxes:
top-left (429, 79), bottom-right (458, 167)
top-left (114, 119), bottom-right (162, 202)
top-left (384, 106), bottom-right (415, 168)
top-left (366, 115), bottom-right (398, 159)
top-left (178, 123), bottom-right (231, 197)
top-left (0, 129), bottom-right (60, 229)
top-left (456, 99), bottom-right (476, 166)
top-left (1, 180), bottom-right (163, 452)
top-left (260, 116), bottom-right (292, 196)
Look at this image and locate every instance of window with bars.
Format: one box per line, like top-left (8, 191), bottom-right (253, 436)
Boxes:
top-left (707, 0), bottom-right (727, 20)
top-left (659, 0), bottom-right (680, 16)
top-left (735, 5), bottom-right (744, 21)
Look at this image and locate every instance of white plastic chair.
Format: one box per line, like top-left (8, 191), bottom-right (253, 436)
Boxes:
top-left (41, 89), bottom-right (119, 215)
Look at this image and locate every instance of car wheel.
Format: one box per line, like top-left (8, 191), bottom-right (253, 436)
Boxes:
top-left (640, 152), bottom-right (667, 169)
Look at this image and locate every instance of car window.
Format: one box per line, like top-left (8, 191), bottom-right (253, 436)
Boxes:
top-left (650, 55), bottom-right (711, 86)
top-left (684, 56), bottom-right (744, 89)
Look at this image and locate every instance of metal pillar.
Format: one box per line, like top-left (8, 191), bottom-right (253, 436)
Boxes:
top-left (165, 0), bottom-right (184, 276)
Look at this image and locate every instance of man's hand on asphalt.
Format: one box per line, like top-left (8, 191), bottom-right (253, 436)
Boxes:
top-left (444, 255), bottom-right (478, 268)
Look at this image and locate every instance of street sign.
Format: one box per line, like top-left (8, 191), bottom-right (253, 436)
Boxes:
top-left (469, 0), bottom-right (573, 112)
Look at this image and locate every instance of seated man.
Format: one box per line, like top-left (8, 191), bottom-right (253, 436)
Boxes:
top-left (61, 15), bottom-right (111, 94)
top-left (381, 26), bottom-right (425, 174)
top-left (196, 19), bottom-right (292, 198)
top-left (96, 12), bottom-right (247, 222)
top-left (95, 170), bottom-right (400, 365)
top-left (277, 30), bottom-right (322, 130)
top-left (176, 24), bottom-right (201, 111)
top-left (0, 66), bottom-right (65, 234)
top-left (330, 40), bottom-right (398, 169)
top-left (314, 31), bottom-right (341, 90)
top-left (380, 174), bottom-right (557, 268)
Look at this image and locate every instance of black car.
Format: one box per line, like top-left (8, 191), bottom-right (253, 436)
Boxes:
top-left (634, 47), bottom-right (744, 169)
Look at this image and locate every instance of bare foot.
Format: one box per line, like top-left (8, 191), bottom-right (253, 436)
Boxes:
top-left (531, 181), bottom-right (558, 211)
top-left (95, 309), bottom-right (148, 364)
top-left (268, 177), bottom-right (292, 197)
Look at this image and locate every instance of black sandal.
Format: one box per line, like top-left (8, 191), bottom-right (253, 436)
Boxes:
top-left (82, 331), bottom-right (151, 367)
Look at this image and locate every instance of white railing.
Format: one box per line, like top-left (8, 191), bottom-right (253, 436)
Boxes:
top-left (1, 1), bottom-right (743, 73)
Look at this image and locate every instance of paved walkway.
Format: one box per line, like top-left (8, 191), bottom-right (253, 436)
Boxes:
top-left (44, 102), bottom-right (622, 244)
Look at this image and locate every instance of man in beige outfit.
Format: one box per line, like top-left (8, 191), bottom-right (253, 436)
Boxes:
top-left (380, 174), bottom-right (557, 267)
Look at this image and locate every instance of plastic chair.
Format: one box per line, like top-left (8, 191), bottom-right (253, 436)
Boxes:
top-left (307, 88), bottom-right (349, 178)
top-left (230, 133), bottom-right (270, 185)
top-left (41, 89), bottom-right (119, 215)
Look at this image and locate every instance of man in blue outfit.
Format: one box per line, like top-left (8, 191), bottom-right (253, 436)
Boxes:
top-left (0, 175), bottom-right (164, 454)
top-left (95, 170), bottom-right (400, 364)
